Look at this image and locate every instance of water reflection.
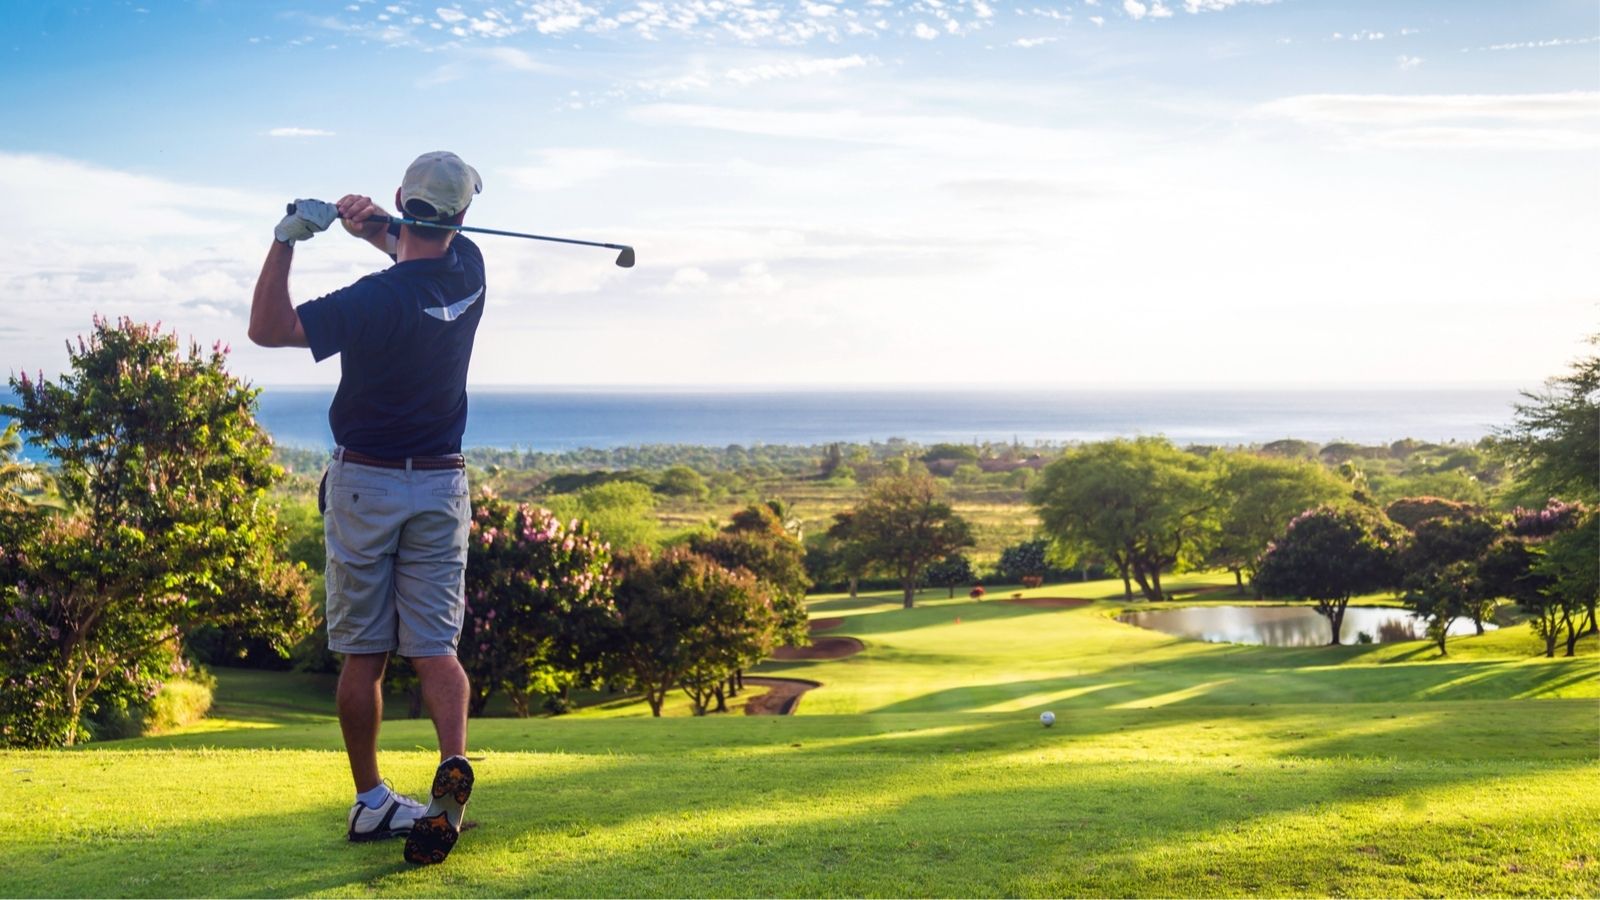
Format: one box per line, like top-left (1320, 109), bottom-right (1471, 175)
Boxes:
top-left (1116, 605), bottom-right (1495, 647)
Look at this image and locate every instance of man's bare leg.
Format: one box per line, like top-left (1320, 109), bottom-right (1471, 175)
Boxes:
top-left (411, 655), bottom-right (469, 759)
top-left (403, 654), bottom-right (473, 865)
top-left (337, 652), bottom-right (389, 792)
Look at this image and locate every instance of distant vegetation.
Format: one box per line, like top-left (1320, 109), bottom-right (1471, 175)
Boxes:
top-left (3, 319), bottom-right (1594, 743)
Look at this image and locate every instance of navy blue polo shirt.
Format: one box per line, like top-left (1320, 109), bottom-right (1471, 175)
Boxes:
top-left (296, 231), bottom-right (485, 458)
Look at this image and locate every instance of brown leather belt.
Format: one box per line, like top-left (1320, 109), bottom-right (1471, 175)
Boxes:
top-left (335, 447), bottom-right (465, 470)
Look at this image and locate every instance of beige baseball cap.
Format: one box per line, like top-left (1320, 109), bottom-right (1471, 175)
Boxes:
top-left (400, 151), bottom-right (482, 221)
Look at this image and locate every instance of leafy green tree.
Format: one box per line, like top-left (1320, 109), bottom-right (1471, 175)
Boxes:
top-left (1511, 503), bottom-right (1597, 656)
top-left (602, 549), bottom-right (775, 716)
top-left (1477, 535), bottom-right (1558, 657)
top-left (1208, 452), bottom-right (1351, 595)
top-left (654, 465), bottom-right (709, 500)
top-left (1500, 335), bottom-right (1599, 505)
top-left (0, 318), bottom-right (311, 747)
top-left (1372, 470), bottom-right (1489, 506)
top-left (925, 553), bottom-right (976, 597)
top-left (690, 504), bottom-right (810, 648)
top-left (1255, 506), bottom-right (1403, 645)
top-left (829, 473), bottom-right (974, 608)
top-left (1536, 513), bottom-right (1598, 655)
top-left (1030, 438), bottom-right (1214, 602)
top-left (1259, 439), bottom-right (1320, 459)
top-left (952, 463), bottom-right (982, 484)
top-left (1383, 496), bottom-right (1481, 532)
top-left (462, 492), bottom-right (614, 716)
top-left (1497, 339), bottom-right (1598, 649)
top-left (547, 480), bottom-right (659, 552)
top-left (804, 526), bottom-right (871, 598)
top-left (996, 539), bottom-right (1053, 584)
top-left (1398, 513), bottom-right (1506, 653)
top-left (819, 442), bottom-right (845, 478)
top-left (922, 443), bottom-right (980, 464)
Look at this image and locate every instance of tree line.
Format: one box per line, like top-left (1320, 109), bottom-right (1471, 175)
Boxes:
top-left (2, 319), bottom-right (1592, 746)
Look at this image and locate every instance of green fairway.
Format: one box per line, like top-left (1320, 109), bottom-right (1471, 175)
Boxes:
top-left (3, 576), bottom-right (1596, 897)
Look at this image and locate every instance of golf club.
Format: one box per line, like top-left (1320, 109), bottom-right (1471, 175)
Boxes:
top-left (286, 201), bottom-right (636, 268)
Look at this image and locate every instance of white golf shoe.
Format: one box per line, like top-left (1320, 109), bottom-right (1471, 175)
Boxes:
top-left (346, 787), bottom-right (426, 842)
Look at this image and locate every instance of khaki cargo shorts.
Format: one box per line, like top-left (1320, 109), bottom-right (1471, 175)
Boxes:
top-left (320, 454), bottom-right (471, 658)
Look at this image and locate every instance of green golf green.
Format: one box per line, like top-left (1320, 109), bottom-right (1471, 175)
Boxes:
top-left (2, 575), bottom-right (1595, 897)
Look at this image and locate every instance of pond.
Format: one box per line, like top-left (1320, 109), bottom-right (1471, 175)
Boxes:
top-left (1116, 605), bottom-right (1496, 647)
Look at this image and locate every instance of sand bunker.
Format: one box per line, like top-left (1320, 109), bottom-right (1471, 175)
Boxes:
top-left (808, 617), bottom-right (845, 633)
top-left (742, 677), bottom-right (821, 715)
top-left (771, 636), bottom-right (865, 660)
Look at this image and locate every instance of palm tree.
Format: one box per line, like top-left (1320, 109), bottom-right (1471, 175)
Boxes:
top-left (0, 421), bottom-right (49, 509)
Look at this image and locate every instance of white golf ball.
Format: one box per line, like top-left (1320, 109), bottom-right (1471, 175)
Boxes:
top-left (1040, 711), bottom-right (1056, 727)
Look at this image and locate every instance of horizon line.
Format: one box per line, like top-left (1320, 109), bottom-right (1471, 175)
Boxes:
top-left (246, 381), bottom-right (1534, 393)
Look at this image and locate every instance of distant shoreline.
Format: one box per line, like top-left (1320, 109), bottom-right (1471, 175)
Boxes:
top-left (250, 386), bottom-right (1516, 455)
top-left (4, 385), bottom-right (1521, 461)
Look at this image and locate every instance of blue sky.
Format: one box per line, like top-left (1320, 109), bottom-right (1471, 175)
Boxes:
top-left (3, 0), bottom-right (1597, 386)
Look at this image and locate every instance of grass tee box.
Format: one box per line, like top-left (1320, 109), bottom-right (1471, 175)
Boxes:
top-left (2, 576), bottom-right (1596, 898)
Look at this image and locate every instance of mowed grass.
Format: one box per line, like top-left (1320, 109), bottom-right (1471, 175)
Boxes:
top-left (2, 574), bottom-right (1596, 897)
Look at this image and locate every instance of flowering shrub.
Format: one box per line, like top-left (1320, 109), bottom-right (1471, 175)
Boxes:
top-left (1511, 499), bottom-right (1584, 539)
top-left (0, 318), bottom-right (310, 747)
top-left (462, 490), bottom-right (615, 716)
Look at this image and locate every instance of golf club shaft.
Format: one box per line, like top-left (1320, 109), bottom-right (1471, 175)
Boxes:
top-left (282, 202), bottom-right (630, 254)
top-left (368, 213), bottom-right (632, 255)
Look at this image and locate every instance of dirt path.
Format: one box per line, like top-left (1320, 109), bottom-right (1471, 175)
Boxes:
top-left (808, 617), bottom-right (845, 633)
top-left (999, 597), bottom-right (1094, 609)
top-left (742, 677), bottom-right (821, 715)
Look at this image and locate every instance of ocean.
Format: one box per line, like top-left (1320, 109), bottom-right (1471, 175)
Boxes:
top-left (249, 386), bottom-right (1518, 453)
top-left (2, 386), bottom-right (1522, 459)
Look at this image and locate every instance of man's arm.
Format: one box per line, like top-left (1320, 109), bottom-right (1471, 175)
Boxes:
top-left (248, 240), bottom-right (308, 348)
top-left (338, 194), bottom-right (398, 257)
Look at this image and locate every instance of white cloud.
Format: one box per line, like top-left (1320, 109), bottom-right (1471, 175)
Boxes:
top-left (1182, 0), bottom-right (1275, 11)
top-left (1089, 16), bottom-right (1104, 26)
top-left (724, 54), bottom-right (875, 84)
top-left (502, 147), bottom-right (662, 191)
top-left (665, 266), bottom-right (710, 292)
top-left (313, 0), bottom-right (1276, 51)
top-left (627, 103), bottom-right (1103, 162)
top-left (1468, 35), bottom-right (1600, 52)
top-left (267, 127), bottom-right (335, 137)
top-left (1257, 92), bottom-right (1600, 150)
top-left (1258, 92), bottom-right (1600, 126)
top-left (1397, 55), bottom-right (1423, 71)
top-left (476, 46), bottom-right (553, 71)
top-left (1012, 36), bottom-right (1056, 48)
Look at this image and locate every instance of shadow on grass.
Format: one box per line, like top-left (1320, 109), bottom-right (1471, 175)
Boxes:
top-left (25, 707), bottom-right (1598, 897)
top-left (866, 653), bottom-right (1597, 715)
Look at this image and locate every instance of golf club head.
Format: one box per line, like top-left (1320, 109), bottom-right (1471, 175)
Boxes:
top-left (615, 246), bottom-right (636, 268)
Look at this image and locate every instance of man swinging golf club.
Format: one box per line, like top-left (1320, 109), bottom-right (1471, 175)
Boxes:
top-left (248, 151), bottom-right (483, 865)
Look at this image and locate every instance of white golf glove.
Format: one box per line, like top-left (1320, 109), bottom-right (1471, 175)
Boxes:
top-left (275, 199), bottom-right (338, 244)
